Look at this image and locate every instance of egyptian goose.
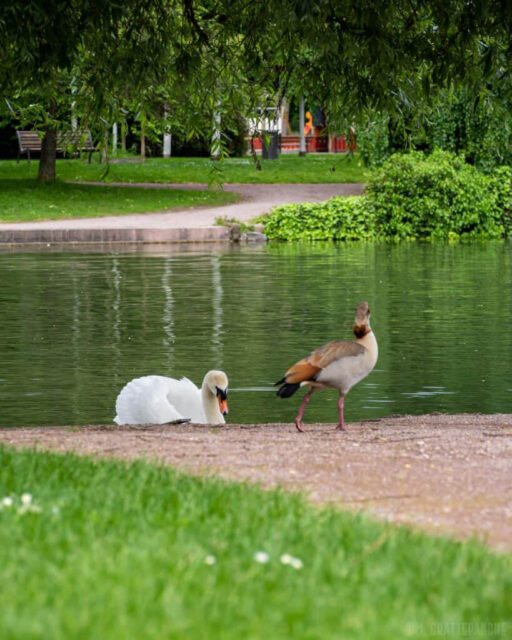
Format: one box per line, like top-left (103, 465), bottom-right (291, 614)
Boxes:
top-left (276, 302), bottom-right (377, 432)
top-left (114, 370), bottom-right (229, 425)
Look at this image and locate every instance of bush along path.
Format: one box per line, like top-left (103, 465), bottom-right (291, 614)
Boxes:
top-left (263, 150), bottom-right (512, 241)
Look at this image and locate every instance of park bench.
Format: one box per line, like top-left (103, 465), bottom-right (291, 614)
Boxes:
top-left (16, 130), bottom-right (97, 164)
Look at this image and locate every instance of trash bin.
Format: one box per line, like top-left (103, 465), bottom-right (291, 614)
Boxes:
top-left (261, 131), bottom-right (280, 159)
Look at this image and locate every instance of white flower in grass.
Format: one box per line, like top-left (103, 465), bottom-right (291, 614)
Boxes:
top-left (1, 497), bottom-right (13, 508)
top-left (280, 553), bottom-right (303, 569)
top-left (52, 506), bottom-right (60, 516)
top-left (18, 503), bottom-right (42, 515)
top-left (254, 551), bottom-right (270, 564)
top-left (16, 494), bottom-right (42, 515)
top-left (204, 555), bottom-right (217, 566)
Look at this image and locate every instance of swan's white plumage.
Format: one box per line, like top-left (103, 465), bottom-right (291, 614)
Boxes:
top-left (114, 375), bottom-right (206, 425)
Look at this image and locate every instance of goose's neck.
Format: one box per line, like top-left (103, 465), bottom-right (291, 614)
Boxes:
top-left (357, 329), bottom-right (378, 366)
top-left (202, 384), bottom-right (225, 425)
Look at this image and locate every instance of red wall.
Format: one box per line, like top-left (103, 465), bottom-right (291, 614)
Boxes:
top-left (248, 134), bottom-right (354, 153)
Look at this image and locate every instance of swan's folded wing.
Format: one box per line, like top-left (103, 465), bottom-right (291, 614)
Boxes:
top-left (166, 377), bottom-right (206, 423)
top-left (114, 375), bottom-right (184, 425)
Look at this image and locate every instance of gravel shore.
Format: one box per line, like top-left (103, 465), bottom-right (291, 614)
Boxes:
top-left (1, 412), bottom-right (511, 551)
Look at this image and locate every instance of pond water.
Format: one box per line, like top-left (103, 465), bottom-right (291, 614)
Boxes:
top-left (1, 242), bottom-right (511, 428)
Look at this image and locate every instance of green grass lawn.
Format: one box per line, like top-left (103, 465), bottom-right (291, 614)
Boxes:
top-left (0, 179), bottom-right (237, 223)
top-left (0, 446), bottom-right (510, 639)
top-left (0, 153), bottom-right (369, 185)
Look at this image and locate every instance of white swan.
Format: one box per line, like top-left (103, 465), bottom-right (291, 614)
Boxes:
top-left (114, 370), bottom-right (229, 425)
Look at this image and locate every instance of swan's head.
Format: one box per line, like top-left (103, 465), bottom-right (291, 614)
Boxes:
top-left (204, 370), bottom-right (229, 416)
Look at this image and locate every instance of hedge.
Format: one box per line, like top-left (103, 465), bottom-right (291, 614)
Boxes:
top-left (263, 150), bottom-right (512, 241)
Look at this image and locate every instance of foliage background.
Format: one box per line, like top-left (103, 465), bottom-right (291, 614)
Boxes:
top-left (354, 87), bottom-right (512, 171)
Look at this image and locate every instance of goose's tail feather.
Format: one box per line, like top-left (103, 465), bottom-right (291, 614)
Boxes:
top-left (276, 382), bottom-right (301, 398)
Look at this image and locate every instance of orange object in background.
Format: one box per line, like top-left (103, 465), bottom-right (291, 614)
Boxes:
top-left (304, 110), bottom-right (313, 135)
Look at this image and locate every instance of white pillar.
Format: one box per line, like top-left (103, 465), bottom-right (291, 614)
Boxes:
top-left (162, 109), bottom-right (172, 158)
top-left (112, 123), bottom-right (118, 155)
top-left (163, 109), bottom-right (172, 158)
top-left (163, 133), bottom-right (172, 158)
top-left (299, 96), bottom-right (306, 156)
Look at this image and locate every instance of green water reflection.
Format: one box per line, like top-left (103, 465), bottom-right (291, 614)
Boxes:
top-left (1, 242), bottom-right (511, 427)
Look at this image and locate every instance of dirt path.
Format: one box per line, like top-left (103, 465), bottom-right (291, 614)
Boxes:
top-left (1, 413), bottom-right (511, 551)
top-left (0, 183), bottom-right (363, 230)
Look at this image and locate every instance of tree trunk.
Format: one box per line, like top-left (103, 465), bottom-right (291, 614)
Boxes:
top-left (140, 133), bottom-right (146, 161)
top-left (250, 133), bottom-right (262, 171)
top-left (37, 129), bottom-right (57, 183)
top-left (281, 99), bottom-right (291, 136)
top-left (102, 126), bottom-right (108, 163)
top-left (140, 119), bottom-right (146, 162)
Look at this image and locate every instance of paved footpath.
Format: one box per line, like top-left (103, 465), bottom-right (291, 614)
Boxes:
top-left (0, 182), bottom-right (363, 244)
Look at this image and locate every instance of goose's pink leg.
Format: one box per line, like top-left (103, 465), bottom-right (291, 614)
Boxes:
top-left (295, 390), bottom-right (314, 432)
top-left (336, 395), bottom-right (346, 431)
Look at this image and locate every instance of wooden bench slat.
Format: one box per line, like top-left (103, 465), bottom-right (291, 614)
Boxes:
top-left (57, 132), bottom-right (95, 151)
top-left (16, 130), bottom-right (98, 164)
top-left (17, 132), bottom-right (42, 151)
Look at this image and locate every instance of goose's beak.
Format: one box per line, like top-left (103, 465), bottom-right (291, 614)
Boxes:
top-left (216, 388), bottom-right (229, 415)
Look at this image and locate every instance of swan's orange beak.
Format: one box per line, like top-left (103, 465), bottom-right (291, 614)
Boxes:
top-left (216, 388), bottom-right (229, 415)
top-left (218, 397), bottom-right (229, 415)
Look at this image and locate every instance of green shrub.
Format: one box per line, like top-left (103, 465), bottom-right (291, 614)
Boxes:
top-left (365, 150), bottom-right (505, 240)
top-left (262, 151), bottom-right (512, 241)
top-left (263, 196), bottom-right (374, 241)
top-left (488, 165), bottom-right (512, 234)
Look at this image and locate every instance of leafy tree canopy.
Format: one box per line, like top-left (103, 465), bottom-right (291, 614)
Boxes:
top-left (1, 1), bottom-right (512, 181)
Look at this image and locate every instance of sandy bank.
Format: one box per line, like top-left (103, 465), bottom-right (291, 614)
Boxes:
top-left (1, 412), bottom-right (511, 550)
